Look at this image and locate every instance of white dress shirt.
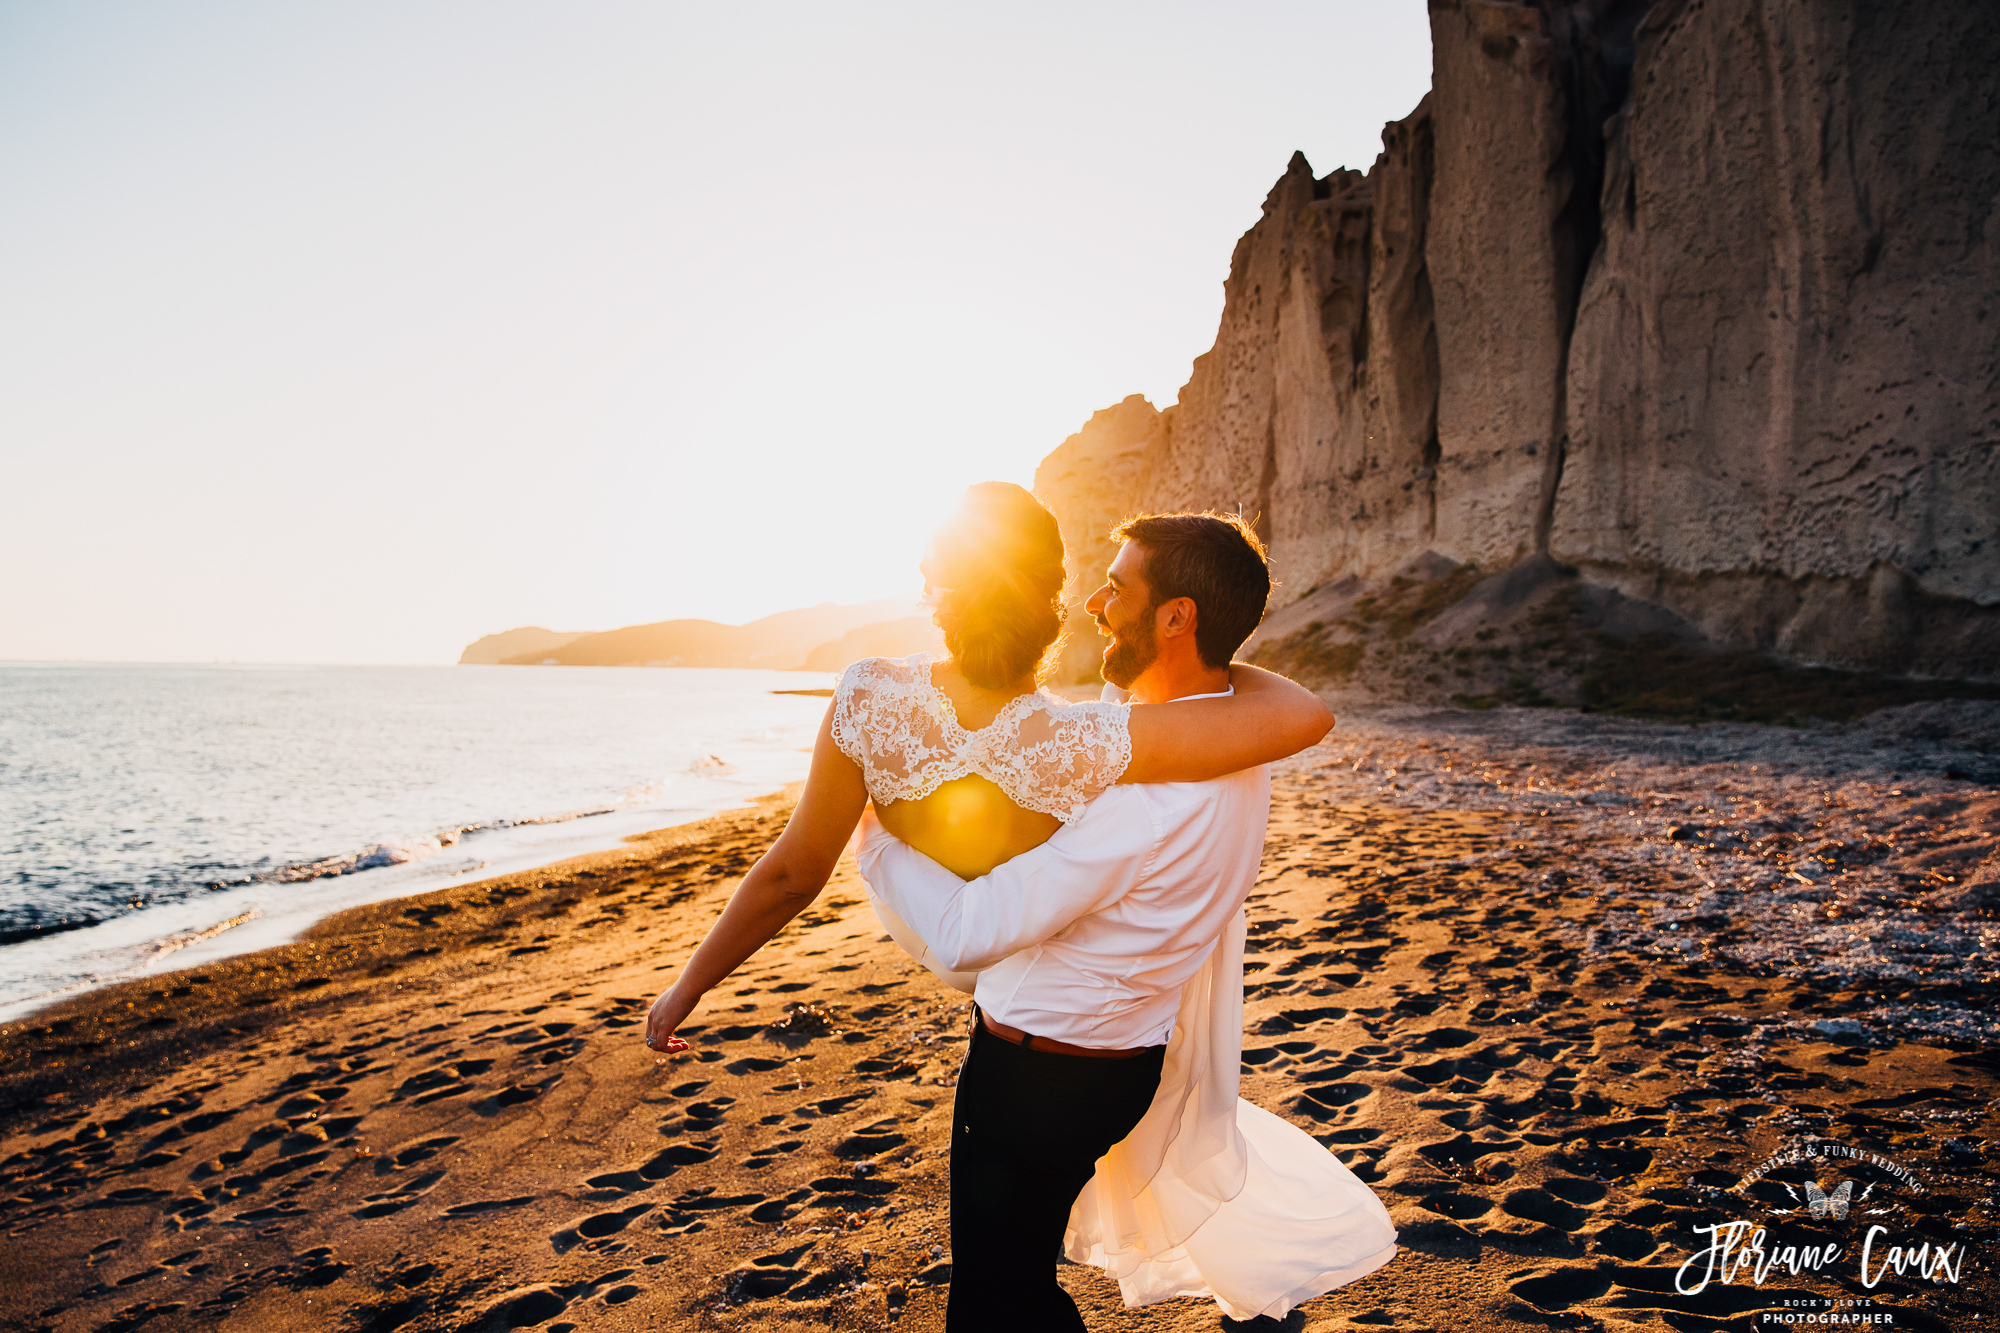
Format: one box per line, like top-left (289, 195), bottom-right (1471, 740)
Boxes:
top-left (857, 744), bottom-right (1270, 1049)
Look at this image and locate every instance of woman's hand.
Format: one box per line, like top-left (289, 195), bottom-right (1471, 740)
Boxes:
top-left (644, 984), bottom-right (694, 1055)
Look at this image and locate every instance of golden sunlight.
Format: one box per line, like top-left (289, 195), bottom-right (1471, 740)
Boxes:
top-left (873, 773), bottom-right (1061, 880)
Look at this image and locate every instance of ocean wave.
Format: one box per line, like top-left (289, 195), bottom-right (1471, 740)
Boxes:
top-left (0, 779), bottom-right (703, 941)
top-left (223, 782), bottom-right (682, 891)
top-left (152, 908), bottom-right (260, 958)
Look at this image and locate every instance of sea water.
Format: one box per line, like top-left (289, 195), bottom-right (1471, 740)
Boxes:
top-left (0, 662), bottom-right (836, 1021)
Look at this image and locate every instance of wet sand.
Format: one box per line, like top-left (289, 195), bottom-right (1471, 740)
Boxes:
top-left (1, 708), bottom-right (1994, 1333)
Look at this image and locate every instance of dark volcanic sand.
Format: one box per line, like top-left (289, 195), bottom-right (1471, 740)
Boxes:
top-left (0, 707), bottom-right (1994, 1333)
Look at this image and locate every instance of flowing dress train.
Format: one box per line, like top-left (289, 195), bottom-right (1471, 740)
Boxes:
top-left (1062, 908), bottom-right (1396, 1321)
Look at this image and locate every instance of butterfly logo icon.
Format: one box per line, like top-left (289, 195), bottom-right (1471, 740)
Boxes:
top-left (1805, 1180), bottom-right (1854, 1221)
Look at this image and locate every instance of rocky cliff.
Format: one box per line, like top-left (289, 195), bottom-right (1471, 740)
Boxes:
top-left (1034, 0), bottom-right (1999, 689)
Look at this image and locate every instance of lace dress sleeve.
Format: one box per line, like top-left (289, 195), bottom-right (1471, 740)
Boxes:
top-left (967, 696), bottom-right (1133, 823)
top-left (830, 654), bottom-right (963, 806)
top-left (830, 658), bottom-right (875, 770)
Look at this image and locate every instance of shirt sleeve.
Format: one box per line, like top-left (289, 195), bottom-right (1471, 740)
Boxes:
top-left (856, 788), bottom-right (1161, 972)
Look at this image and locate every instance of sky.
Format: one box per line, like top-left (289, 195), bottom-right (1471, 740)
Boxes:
top-left (0, 1), bottom-right (1433, 664)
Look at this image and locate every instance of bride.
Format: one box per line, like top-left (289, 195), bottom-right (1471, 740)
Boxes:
top-left (645, 482), bottom-right (1395, 1326)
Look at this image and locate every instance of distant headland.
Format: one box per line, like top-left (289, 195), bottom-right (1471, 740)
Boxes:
top-left (458, 597), bottom-right (942, 671)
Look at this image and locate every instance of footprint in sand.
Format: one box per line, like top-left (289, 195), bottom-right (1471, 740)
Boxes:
top-left (443, 1197), bottom-right (536, 1217)
top-left (722, 1239), bottom-right (874, 1305)
top-left (832, 1119), bottom-right (906, 1160)
top-left (797, 1093), bottom-right (868, 1118)
top-left (1416, 1133), bottom-right (1524, 1173)
top-left (389, 1134), bottom-right (459, 1168)
top-left (550, 1203), bottom-right (656, 1253)
top-left (727, 1263), bottom-right (810, 1300)
top-left (273, 1087), bottom-right (347, 1118)
top-left (651, 1184), bottom-right (774, 1237)
top-left (1418, 1192), bottom-right (1493, 1221)
top-left (807, 1171), bottom-right (899, 1214)
top-left (472, 1285), bottom-right (569, 1327)
top-left (393, 1060), bottom-right (494, 1106)
top-left (520, 1031), bottom-right (587, 1067)
top-left (1553, 1137), bottom-right (1651, 1180)
top-left (584, 1143), bottom-right (719, 1196)
top-left (89, 1299), bottom-right (190, 1332)
top-left (738, 1137), bottom-right (804, 1171)
top-left (354, 1169), bottom-right (447, 1218)
top-left (1499, 1187), bottom-right (1590, 1232)
top-left (1544, 1176), bottom-right (1606, 1206)
top-left (748, 1187), bottom-right (815, 1224)
top-left (1509, 1266), bottom-right (1615, 1316)
top-left (681, 1098), bottom-right (735, 1132)
top-left (475, 1078), bottom-right (558, 1113)
top-left (1291, 1080), bottom-right (1373, 1122)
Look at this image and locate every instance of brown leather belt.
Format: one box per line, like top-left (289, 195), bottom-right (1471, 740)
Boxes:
top-left (979, 1011), bottom-right (1154, 1060)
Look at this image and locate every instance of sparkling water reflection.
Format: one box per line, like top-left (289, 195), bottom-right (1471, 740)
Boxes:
top-left (0, 662), bottom-right (832, 1015)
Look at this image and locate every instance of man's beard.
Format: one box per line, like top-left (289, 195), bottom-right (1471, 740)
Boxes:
top-left (1099, 610), bottom-right (1158, 689)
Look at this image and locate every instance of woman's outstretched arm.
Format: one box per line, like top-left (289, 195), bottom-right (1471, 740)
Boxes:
top-left (644, 705), bottom-right (868, 1051)
top-left (1118, 662), bottom-right (1334, 784)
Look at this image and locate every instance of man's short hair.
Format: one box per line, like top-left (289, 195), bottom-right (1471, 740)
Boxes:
top-left (1110, 511), bottom-right (1270, 668)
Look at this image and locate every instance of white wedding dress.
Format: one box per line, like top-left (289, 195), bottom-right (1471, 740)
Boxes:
top-left (833, 654), bottom-right (1397, 1323)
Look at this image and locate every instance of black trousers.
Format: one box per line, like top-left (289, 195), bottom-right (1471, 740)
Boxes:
top-left (946, 1018), bottom-right (1166, 1332)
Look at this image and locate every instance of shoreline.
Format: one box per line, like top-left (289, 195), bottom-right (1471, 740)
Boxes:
top-left (0, 784), bottom-right (804, 1028)
top-left (0, 786), bottom-right (804, 1119)
top-left (0, 661), bottom-right (835, 1025)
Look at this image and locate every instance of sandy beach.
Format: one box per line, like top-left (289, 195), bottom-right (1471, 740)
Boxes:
top-left (2, 706), bottom-right (1994, 1333)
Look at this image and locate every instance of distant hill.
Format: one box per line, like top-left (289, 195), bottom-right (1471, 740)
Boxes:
top-left (464, 597), bottom-right (920, 670)
top-left (458, 627), bottom-right (587, 665)
top-left (802, 617), bottom-right (945, 672)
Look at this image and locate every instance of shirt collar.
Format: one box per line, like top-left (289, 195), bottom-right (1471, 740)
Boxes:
top-left (1163, 686), bottom-right (1235, 702)
top-left (1102, 683), bottom-right (1236, 703)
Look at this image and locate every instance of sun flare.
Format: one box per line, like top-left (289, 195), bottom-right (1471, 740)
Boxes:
top-left (872, 773), bottom-right (1062, 881)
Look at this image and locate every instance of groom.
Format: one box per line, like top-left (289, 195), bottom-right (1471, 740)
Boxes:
top-left (861, 511), bottom-right (1309, 1332)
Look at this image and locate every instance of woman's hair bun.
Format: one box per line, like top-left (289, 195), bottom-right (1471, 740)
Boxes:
top-left (930, 482), bottom-right (1067, 690)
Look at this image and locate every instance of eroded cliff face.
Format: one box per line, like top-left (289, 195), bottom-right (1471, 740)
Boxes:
top-left (1553, 0), bottom-right (2000, 677)
top-left (1426, 0), bottom-right (1577, 570)
top-left (1078, 119), bottom-right (1443, 614)
top-left (1033, 0), bottom-right (1999, 683)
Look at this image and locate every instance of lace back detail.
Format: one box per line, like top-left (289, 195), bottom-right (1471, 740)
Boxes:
top-left (831, 653), bottom-right (1131, 823)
